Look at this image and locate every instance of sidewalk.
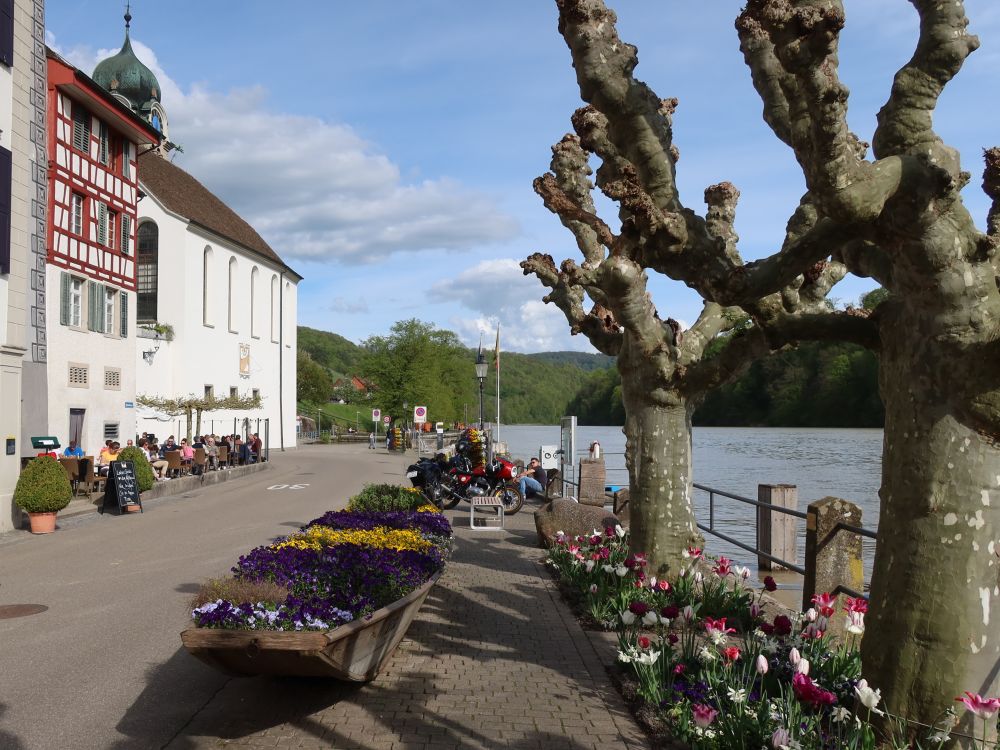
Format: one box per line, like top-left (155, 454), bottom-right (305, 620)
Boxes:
top-left (169, 497), bottom-right (651, 749)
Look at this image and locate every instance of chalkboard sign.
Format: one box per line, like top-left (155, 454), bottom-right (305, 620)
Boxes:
top-left (100, 460), bottom-right (142, 514)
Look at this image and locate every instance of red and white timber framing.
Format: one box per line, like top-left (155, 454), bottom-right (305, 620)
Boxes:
top-left (45, 52), bottom-right (159, 291)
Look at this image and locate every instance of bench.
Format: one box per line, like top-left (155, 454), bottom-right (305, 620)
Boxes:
top-left (470, 496), bottom-right (504, 531)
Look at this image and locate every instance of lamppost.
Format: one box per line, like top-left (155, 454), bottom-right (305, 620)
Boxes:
top-left (474, 351), bottom-right (487, 429)
top-left (355, 411), bottom-right (360, 433)
top-left (402, 401), bottom-right (408, 451)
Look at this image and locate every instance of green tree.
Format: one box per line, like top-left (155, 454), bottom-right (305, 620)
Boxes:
top-left (297, 351), bottom-right (333, 406)
top-left (361, 320), bottom-right (478, 424)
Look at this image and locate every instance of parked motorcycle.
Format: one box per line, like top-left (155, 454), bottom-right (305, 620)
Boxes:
top-left (406, 454), bottom-right (523, 515)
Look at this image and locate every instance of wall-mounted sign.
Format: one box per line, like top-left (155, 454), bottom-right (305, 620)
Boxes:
top-left (239, 344), bottom-right (251, 378)
top-left (124, 401), bottom-right (134, 408)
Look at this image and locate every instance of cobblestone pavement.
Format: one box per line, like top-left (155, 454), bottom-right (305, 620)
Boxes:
top-left (168, 502), bottom-right (651, 750)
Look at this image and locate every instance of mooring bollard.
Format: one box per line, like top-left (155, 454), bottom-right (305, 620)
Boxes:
top-left (757, 484), bottom-right (798, 571)
top-left (802, 496), bottom-right (864, 620)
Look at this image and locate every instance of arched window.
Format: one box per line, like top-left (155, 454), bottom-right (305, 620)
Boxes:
top-left (270, 275), bottom-right (279, 343)
top-left (228, 258), bottom-right (238, 332)
top-left (250, 267), bottom-right (260, 338)
top-left (136, 222), bottom-right (158, 323)
top-left (203, 247), bottom-right (213, 326)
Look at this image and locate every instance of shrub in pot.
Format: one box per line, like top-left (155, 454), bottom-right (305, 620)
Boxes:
top-left (14, 456), bottom-right (73, 534)
top-left (117, 446), bottom-right (155, 493)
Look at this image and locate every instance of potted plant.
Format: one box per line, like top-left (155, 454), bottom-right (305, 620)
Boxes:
top-left (14, 456), bottom-right (73, 534)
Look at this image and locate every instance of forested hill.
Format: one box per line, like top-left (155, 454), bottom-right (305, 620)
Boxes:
top-left (298, 326), bottom-right (363, 378)
top-left (297, 326), bottom-right (594, 424)
top-left (297, 325), bottom-right (884, 427)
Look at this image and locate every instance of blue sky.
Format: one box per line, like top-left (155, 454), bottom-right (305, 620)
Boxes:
top-left (47, 1), bottom-right (1000, 353)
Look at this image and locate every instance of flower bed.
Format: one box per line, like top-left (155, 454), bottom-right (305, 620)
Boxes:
top-left (547, 527), bottom-right (998, 749)
top-left (181, 485), bottom-right (453, 680)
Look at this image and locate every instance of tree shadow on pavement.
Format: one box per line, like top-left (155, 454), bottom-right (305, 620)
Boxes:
top-left (0, 704), bottom-right (26, 750)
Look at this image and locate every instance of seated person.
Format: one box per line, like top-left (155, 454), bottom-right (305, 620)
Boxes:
top-left (203, 435), bottom-right (219, 469)
top-left (517, 457), bottom-right (547, 499)
top-left (159, 437), bottom-right (177, 458)
top-left (179, 439), bottom-right (195, 467)
top-left (97, 442), bottom-right (121, 477)
top-left (63, 440), bottom-right (84, 457)
top-left (239, 439), bottom-right (255, 464)
top-left (146, 443), bottom-right (169, 479)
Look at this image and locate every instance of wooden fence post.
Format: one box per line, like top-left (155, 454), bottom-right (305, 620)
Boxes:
top-left (757, 484), bottom-right (798, 571)
top-left (802, 496), bottom-right (865, 617)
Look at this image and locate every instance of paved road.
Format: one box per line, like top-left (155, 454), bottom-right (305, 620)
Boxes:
top-left (0, 444), bottom-right (411, 750)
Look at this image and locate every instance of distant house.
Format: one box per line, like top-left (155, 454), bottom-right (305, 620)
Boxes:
top-left (332, 375), bottom-right (371, 402)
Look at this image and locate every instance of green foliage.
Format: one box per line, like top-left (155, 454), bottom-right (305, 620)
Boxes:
top-left (136, 391), bottom-right (262, 415)
top-left (297, 326), bottom-right (363, 375)
top-left (346, 483), bottom-right (425, 512)
top-left (297, 351), bottom-right (333, 405)
top-left (138, 322), bottom-right (175, 341)
top-left (361, 319), bottom-right (479, 424)
top-left (117, 446), bottom-right (155, 493)
top-left (14, 456), bottom-right (73, 513)
top-left (526, 351), bottom-right (614, 371)
top-left (860, 287), bottom-right (890, 310)
top-left (568, 341), bottom-right (884, 427)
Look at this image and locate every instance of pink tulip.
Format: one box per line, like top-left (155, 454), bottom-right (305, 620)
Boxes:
top-left (756, 654), bottom-right (769, 675)
top-left (956, 692), bottom-right (1000, 719)
top-left (691, 703), bottom-right (718, 728)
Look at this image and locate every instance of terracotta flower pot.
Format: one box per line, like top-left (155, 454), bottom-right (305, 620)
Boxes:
top-left (27, 512), bottom-right (57, 534)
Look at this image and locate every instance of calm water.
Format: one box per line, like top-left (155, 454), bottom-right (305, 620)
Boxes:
top-left (496, 425), bottom-right (883, 580)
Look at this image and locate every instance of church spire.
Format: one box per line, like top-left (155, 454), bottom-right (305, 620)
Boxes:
top-left (124, 3), bottom-right (132, 33)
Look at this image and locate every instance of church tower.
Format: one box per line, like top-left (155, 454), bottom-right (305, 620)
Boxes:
top-left (92, 6), bottom-right (170, 150)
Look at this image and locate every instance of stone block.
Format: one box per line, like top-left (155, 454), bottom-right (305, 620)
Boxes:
top-left (534, 498), bottom-right (619, 548)
top-left (577, 458), bottom-right (606, 507)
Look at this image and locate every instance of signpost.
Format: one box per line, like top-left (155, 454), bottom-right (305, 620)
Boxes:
top-left (100, 460), bottom-right (142, 515)
top-left (382, 415), bottom-right (391, 425)
top-left (372, 409), bottom-right (381, 444)
top-left (413, 406), bottom-right (427, 424)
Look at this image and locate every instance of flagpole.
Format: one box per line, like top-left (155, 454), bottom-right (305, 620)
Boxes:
top-left (495, 324), bottom-right (501, 442)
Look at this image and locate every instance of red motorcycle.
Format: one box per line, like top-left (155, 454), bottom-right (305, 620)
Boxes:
top-left (439, 455), bottom-right (523, 515)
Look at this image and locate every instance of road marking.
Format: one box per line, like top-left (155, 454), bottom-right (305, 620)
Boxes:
top-left (266, 484), bottom-right (310, 490)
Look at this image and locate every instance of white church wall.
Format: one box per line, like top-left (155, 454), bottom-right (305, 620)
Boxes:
top-left (135, 195), bottom-right (298, 450)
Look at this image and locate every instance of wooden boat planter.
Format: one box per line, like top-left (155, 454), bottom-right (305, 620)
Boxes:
top-left (180, 571), bottom-right (441, 681)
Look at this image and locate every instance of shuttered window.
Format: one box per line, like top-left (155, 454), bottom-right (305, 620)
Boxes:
top-left (61, 273), bottom-right (84, 327)
top-left (98, 122), bottom-right (110, 165)
top-left (104, 288), bottom-right (116, 334)
top-left (120, 215), bottom-right (131, 255)
top-left (72, 106), bottom-right (91, 153)
top-left (0, 0), bottom-right (13, 67)
top-left (119, 292), bottom-right (128, 338)
top-left (0, 145), bottom-right (10, 275)
top-left (97, 203), bottom-right (107, 245)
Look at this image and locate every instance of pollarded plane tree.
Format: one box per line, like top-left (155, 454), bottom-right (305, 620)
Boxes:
top-left (522, 26), bottom-right (860, 581)
top-left (526, 0), bottom-right (1000, 739)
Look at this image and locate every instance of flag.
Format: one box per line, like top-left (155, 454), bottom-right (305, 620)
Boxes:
top-left (493, 324), bottom-right (500, 371)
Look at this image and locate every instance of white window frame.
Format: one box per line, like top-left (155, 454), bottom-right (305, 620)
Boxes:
top-left (69, 277), bottom-right (83, 328)
top-left (98, 122), bottom-right (110, 166)
top-left (107, 209), bottom-right (117, 250)
top-left (104, 288), bottom-right (116, 335)
top-left (71, 193), bottom-right (84, 236)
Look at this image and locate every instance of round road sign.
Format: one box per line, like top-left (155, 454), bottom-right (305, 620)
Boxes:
top-left (383, 416), bottom-right (391, 425)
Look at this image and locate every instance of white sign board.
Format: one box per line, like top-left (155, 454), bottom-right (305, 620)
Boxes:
top-left (372, 408), bottom-right (381, 422)
top-left (435, 421), bottom-right (445, 434)
top-left (413, 405), bottom-right (427, 423)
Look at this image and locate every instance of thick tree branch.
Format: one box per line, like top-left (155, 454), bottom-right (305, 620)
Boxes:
top-left (548, 134), bottom-right (612, 264)
top-left (556, 0), bottom-right (680, 213)
top-left (534, 172), bottom-right (616, 255)
top-left (984, 147), bottom-right (1000, 240)
top-left (873, 0), bottom-right (979, 163)
top-left (679, 303), bottom-right (747, 367)
top-left (767, 308), bottom-right (880, 351)
top-left (520, 253), bottom-right (622, 355)
top-left (680, 326), bottom-right (771, 399)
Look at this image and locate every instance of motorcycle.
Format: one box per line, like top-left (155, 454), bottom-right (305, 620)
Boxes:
top-left (406, 454), bottom-right (523, 515)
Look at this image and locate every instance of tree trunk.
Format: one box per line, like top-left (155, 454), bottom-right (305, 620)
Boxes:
top-left (195, 408), bottom-right (203, 439)
top-left (862, 318), bottom-right (1000, 746)
top-left (619, 372), bottom-right (703, 577)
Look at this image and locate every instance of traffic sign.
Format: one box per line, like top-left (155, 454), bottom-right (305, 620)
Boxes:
top-left (383, 415), bottom-right (391, 425)
top-left (413, 406), bottom-right (427, 424)
top-left (372, 408), bottom-right (381, 421)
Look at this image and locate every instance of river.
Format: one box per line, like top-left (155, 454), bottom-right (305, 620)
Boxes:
top-left (496, 424), bottom-right (883, 583)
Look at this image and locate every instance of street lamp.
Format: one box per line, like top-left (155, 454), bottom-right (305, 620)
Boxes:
top-left (474, 351), bottom-right (488, 429)
top-left (402, 401), bottom-right (408, 451)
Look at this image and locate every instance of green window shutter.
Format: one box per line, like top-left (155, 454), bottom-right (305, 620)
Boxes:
top-left (60, 272), bottom-right (71, 326)
top-left (120, 215), bottom-right (129, 255)
top-left (97, 203), bottom-right (107, 245)
top-left (87, 281), bottom-right (101, 332)
top-left (120, 292), bottom-right (128, 338)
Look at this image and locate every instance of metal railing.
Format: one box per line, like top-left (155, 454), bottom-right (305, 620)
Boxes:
top-left (694, 482), bottom-right (809, 576)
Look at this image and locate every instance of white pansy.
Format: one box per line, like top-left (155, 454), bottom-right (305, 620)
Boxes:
top-left (726, 687), bottom-right (747, 704)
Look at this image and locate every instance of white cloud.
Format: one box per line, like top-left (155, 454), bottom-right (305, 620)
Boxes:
top-left (432, 259), bottom-right (598, 353)
top-left (53, 38), bottom-right (519, 265)
top-left (329, 296), bottom-right (369, 314)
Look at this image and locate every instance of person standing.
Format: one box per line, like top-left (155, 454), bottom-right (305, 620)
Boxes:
top-left (368, 431), bottom-right (376, 449)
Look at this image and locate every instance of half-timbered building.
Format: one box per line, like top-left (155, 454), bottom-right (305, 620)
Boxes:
top-left (42, 47), bottom-right (159, 454)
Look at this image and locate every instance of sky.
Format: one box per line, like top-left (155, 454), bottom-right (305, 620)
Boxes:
top-left (45, 1), bottom-right (1000, 354)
